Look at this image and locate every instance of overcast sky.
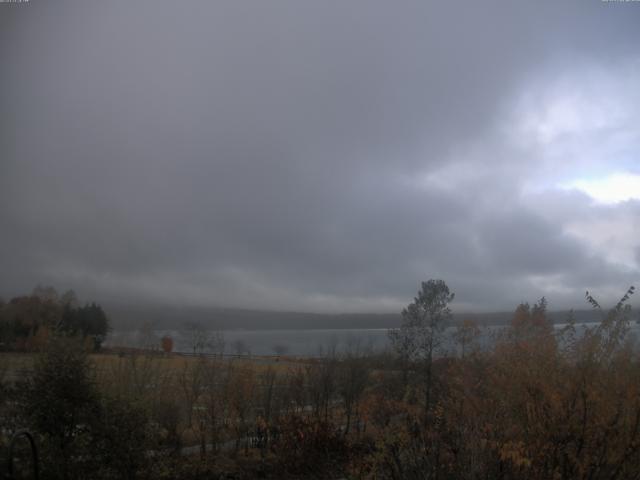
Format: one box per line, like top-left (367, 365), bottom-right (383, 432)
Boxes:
top-left (1, 1), bottom-right (639, 313)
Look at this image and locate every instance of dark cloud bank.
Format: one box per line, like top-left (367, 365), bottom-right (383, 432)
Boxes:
top-left (1, 1), bottom-right (639, 317)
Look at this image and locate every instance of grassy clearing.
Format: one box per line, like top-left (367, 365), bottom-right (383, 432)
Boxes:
top-left (1, 350), bottom-right (304, 369)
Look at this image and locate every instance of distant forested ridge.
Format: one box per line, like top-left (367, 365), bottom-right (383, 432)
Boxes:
top-left (0, 285), bottom-right (109, 351)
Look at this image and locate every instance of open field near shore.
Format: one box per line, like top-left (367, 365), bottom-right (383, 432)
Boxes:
top-left (0, 350), bottom-right (308, 385)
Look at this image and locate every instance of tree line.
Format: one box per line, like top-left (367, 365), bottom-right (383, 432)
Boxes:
top-left (0, 285), bottom-right (109, 352)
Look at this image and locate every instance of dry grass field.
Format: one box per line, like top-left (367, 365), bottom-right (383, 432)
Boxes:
top-left (1, 350), bottom-right (305, 387)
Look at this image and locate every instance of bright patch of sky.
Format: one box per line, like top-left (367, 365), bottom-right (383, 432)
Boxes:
top-left (512, 61), bottom-right (640, 192)
top-left (561, 173), bottom-right (640, 205)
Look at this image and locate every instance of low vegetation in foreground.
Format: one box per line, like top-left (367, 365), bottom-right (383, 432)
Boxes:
top-left (1, 281), bottom-right (639, 479)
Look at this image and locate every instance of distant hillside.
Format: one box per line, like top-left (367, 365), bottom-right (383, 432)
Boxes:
top-left (105, 303), bottom-right (617, 332)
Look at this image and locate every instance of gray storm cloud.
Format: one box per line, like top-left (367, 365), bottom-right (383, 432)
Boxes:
top-left (1, 0), bottom-right (639, 313)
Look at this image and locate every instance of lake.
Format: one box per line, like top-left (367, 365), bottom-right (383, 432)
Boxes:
top-left (105, 321), bottom-right (639, 356)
